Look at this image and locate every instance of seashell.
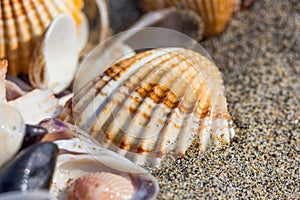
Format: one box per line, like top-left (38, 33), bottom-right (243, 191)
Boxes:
top-left (139, 0), bottom-right (235, 37)
top-left (0, 103), bottom-right (25, 168)
top-left (39, 120), bottom-right (159, 200)
top-left (61, 47), bottom-right (235, 166)
top-left (0, 0), bottom-right (84, 76)
top-left (20, 124), bottom-right (48, 150)
top-left (124, 8), bottom-right (204, 41)
top-left (5, 80), bottom-right (26, 101)
top-left (0, 142), bottom-right (59, 193)
top-left (28, 14), bottom-right (80, 94)
top-left (67, 172), bottom-right (135, 200)
top-left (8, 89), bottom-right (62, 124)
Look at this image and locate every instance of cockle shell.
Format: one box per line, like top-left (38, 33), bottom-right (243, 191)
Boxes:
top-left (139, 0), bottom-right (235, 37)
top-left (67, 172), bottom-right (135, 200)
top-left (61, 47), bottom-right (235, 166)
top-left (0, 0), bottom-right (84, 75)
top-left (39, 120), bottom-right (159, 200)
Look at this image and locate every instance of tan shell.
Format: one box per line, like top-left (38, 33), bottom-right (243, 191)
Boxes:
top-left (139, 0), bottom-right (235, 37)
top-left (61, 48), bottom-right (235, 166)
top-left (0, 0), bottom-right (84, 75)
top-left (67, 172), bottom-right (135, 200)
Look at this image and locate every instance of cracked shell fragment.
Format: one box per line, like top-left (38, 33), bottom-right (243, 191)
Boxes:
top-left (62, 48), bottom-right (235, 166)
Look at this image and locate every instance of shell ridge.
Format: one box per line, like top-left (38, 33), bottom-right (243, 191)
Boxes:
top-left (99, 49), bottom-right (185, 144)
top-left (114, 51), bottom-right (194, 152)
top-left (134, 56), bottom-right (199, 158)
top-left (88, 50), bottom-right (180, 138)
top-left (3, 0), bottom-right (18, 74)
top-left (73, 56), bottom-right (140, 125)
top-left (73, 49), bottom-right (156, 112)
top-left (76, 49), bottom-right (171, 131)
top-left (11, 0), bottom-right (32, 71)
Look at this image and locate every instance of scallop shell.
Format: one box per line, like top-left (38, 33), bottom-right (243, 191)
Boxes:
top-left (61, 47), bottom-right (235, 166)
top-left (0, 0), bottom-right (84, 75)
top-left (67, 172), bottom-right (135, 200)
top-left (39, 120), bottom-right (159, 200)
top-left (139, 0), bottom-right (235, 37)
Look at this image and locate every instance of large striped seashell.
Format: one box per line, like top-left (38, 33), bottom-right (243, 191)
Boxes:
top-left (61, 47), bottom-right (235, 166)
top-left (0, 0), bottom-right (84, 75)
top-left (139, 0), bottom-right (236, 37)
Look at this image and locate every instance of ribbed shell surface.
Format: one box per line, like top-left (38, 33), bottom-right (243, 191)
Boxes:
top-left (63, 48), bottom-right (235, 166)
top-left (140, 0), bottom-right (234, 37)
top-left (0, 0), bottom-right (83, 75)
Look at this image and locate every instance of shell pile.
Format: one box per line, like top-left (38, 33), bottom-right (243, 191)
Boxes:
top-left (62, 47), bottom-right (235, 166)
top-left (0, 0), bottom-right (84, 75)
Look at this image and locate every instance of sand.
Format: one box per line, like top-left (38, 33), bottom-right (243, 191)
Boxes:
top-left (147, 0), bottom-right (300, 199)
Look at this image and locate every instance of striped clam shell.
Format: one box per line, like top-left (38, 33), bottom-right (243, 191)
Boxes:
top-left (0, 0), bottom-right (84, 75)
top-left (139, 0), bottom-right (235, 37)
top-left (61, 48), bottom-right (235, 166)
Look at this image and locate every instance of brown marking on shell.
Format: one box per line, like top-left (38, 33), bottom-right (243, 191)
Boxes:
top-left (140, 0), bottom-right (235, 37)
top-left (0, 0), bottom-right (84, 75)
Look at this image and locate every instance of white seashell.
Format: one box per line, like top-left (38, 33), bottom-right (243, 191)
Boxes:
top-left (39, 120), bottom-right (159, 200)
top-left (0, 0), bottom-right (85, 76)
top-left (0, 103), bottom-right (25, 168)
top-left (29, 14), bottom-right (80, 94)
top-left (9, 89), bottom-right (61, 124)
top-left (61, 47), bottom-right (235, 166)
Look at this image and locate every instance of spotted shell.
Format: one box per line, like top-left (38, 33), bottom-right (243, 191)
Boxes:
top-left (0, 0), bottom-right (84, 75)
top-left (67, 172), bottom-right (135, 200)
top-left (61, 48), bottom-right (235, 166)
top-left (139, 0), bottom-right (235, 37)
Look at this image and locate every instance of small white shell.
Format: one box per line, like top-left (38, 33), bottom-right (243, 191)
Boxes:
top-left (0, 103), bottom-right (25, 168)
top-left (61, 47), bottom-right (235, 166)
top-left (29, 14), bottom-right (80, 94)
